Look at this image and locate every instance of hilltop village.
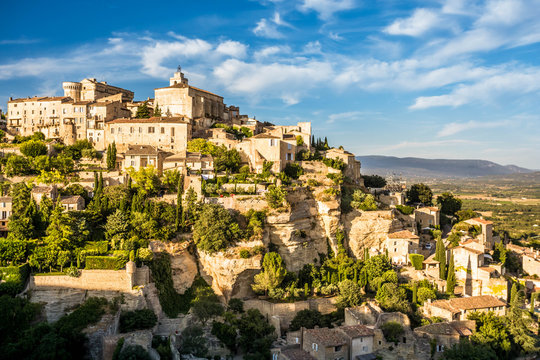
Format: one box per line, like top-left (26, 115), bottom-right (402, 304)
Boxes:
top-left (0, 68), bottom-right (538, 360)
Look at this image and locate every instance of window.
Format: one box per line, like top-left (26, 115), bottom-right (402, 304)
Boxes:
top-left (272, 354), bottom-right (278, 360)
top-left (139, 127), bottom-right (142, 133)
top-left (118, 127), bottom-right (121, 133)
top-left (362, 346), bottom-right (368, 352)
top-left (161, 127), bottom-right (165, 134)
top-left (111, 128), bottom-right (115, 134)
top-left (294, 337), bottom-right (299, 344)
top-left (148, 127), bottom-right (155, 133)
top-left (287, 143), bottom-right (292, 150)
top-left (403, 337), bottom-right (406, 343)
top-left (437, 345), bottom-right (444, 352)
top-left (270, 139), bottom-right (276, 146)
top-left (335, 345), bottom-right (342, 352)
top-left (171, 127), bottom-right (175, 136)
top-left (312, 343), bottom-right (318, 351)
top-left (130, 127), bottom-right (134, 133)
top-left (131, 161), bottom-right (135, 166)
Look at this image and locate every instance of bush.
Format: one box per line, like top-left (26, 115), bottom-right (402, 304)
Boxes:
top-left (0, 263), bottom-right (30, 296)
top-left (289, 309), bottom-right (328, 331)
top-left (265, 185), bottom-right (287, 209)
top-left (409, 254), bottom-right (424, 270)
top-left (119, 309), bottom-right (158, 333)
top-left (85, 256), bottom-right (127, 270)
top-left (381, 321), bottom-right (404, 344)
top-left (20, 140), bottom-right (47, 157)
top-left (239, 249), bottom-right (250, 258)
top-left (417, 287), bottom-right (437, 304)
top-left (66, 266), bottom-right (80, 277)
top-left (137, 248), bottom-right (153, 263)
top-left (363, 174), bottom-right (387, 188)
top-left (283, 163), bottom-right (304, 179)
top-left (193, 204), bottom-right (242, 254)
top-left (228, 298), bottom-right (244, 313)
top-left (112, 337), bottom-right (125, 360)
top-left (396, 205), bottom-right (414, 215)
top-left (84, 241), bottom-right (109, 254)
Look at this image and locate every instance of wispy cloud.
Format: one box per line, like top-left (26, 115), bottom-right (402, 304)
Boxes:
top-left (436, 120), bottom-right (511, 137)
top-left (384, 9), bottom-right (441, 37)
top-left (299, 0), bottom-right (356, 20)
top-left (0, 38), bottom-right (40, 45)
top-left (253, 12), bottom-right (292, 39)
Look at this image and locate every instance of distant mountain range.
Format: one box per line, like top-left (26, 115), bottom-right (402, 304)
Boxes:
top-left (357, 155), bottom-right (535, 179)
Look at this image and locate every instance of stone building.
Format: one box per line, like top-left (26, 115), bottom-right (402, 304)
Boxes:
top-left (104, 117), bottom-right (191, 152)
top-left (336, 325), bottom-right (375, 359)
top-left (424, 295), bottom-right (506, 321)
top-left (507, 243), bottom-right (540, 277)
top-left (413, 320), bottom-right (475, 357)
top-left (31, 185), bottom-right (58, 205)
top-left (163, 151), bottom-right (214, 178)
top-left (0, 196), bottom-right (12, 234)
top-left (415, 207), bottom-right (440, 228)
top-left (386, 230), bottom-right (420, 265)
top-left (464, 217), bottom-right (496, 251)
top-left (62, 78), bottom-right (133, 102)
top-left (302, 327), bottom-right (349, 360)
top-left (154, 67), bottom-right (224, 120)
top-left (325, 148), bottom-right (361, 184)
top-left (120, 145), bottom-right (167, 175)
top-left (59, 195), bottom-right (85, 211)
top-left (236, 132), bottom-right (298, 173)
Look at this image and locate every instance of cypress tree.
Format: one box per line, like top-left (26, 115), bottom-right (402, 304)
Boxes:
top-left (435, 237), bottom-right (446, 279)
top-left (93, 171), bottom-right (99, 193)
top-left (153, 103), bottom-right (162, 117)
top-left (98, 172), bottom-right (104, 193)
top-left (446, 253), bottom-right (456, 295)
top-left (175, 176), bottom-right (183, 231)
top-left (135, 101), bottom-right (151, 118)
top-left (412, 281), bottom-right (418, 304)
top-left (111, 142), bottom-right (117, 169)
top-left (510, 283), bottom-right (518, 305)
top-left (324, 137), bottom-right (329, 149)
top-left (106, 144), bottom-right (111, 169)
top-left (364, 247), bottom-right (369, 260)
top-left (304, 283), bottom-right (309, 297)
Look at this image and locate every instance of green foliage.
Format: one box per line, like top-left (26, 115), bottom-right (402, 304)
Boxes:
top-left (456, 209), bottom-right (480, 222)
top-left (193, 204), bottom-right (241, 253)
top-left (336, 279), bottom-right (363, 308)
top-left (364, 254), bottom-right (392, 282)
top-left (135, 101), bottom-right (151, 119)
top-left (112, 338), bottom-right (125, 360)
top-left (107, 142), bottom-right (117, 170)
top-left (85, 256), bottom-right (127, 270)
top-left (127, 166), bottom-right (160, 196)
top-left (326, 172), bottom-right (344, 185)
top-left (64, 139), bottom-right (93, 160)
top-left (435, 237), bottom-right (447, 279)
top-left (437, 192), bottom-right (462, 216)
top-left (237, 309), bottom-right (276, 359)
top-left (0, 263), bottom-right (30, 296)
top-left (179, 325), bottom-right (208, 358)
top-left (442, 339), bottom-right (497, 360)
top-left (322, 157), bottom-right (346, 171)
top-left (396, 205), bottom-right (414, 215)
top-left (351, 190), bottom-right (378, 211)
top-left (468, 312), bottom-right (512, 358)
top-left (265, 185), bottom-right (287, 209)
top-left (289, 309), bottom-right (328, 331)
top-left (228, 298), bottom-right (244, 313)
top-left (20, 140), bottom-right (48, 157)
top-left (407, 183), bottom-right (433, 204)
top-left (447, 253), bottom-right (456, 295)
top-left (283, 163), bottom-right (304, 179)
top-left (239, 249), bottom-right (250, 258)
top-left (118, 345), bottom-right (151, 360)
top-left (252, 252), bottom-right (287, 296)
top-left (381, 321), bottom-right (404, 344)
top-left (417, 287), bottom-right (437, 304)
top-left (119, 309), bottom-right (157, 333)
top-left (363, 174), bottom-right (387, 188)
top-left (212, 319), bottom-right (238, 353)
top-left (162, 169), bottom-right (181, 193)
top-left (5, 155), bottom-right (32, 176)
top-left (376, 283), bottom-right (410, 313)
top-left (152, 336), bottom-right (171, 360)
top-left (409, 254), bottom-right (424, 270)
top-left (296, 135), bottom-right (304, 146)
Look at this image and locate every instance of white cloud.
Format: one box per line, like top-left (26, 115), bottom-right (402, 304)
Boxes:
top-left (327, 111), bottom-right (366, 123)
top-left (384, 8), bottom-right (441, 36)
top-left (328, 32), bottom-right (343, 40)
top-left (253, 12), bottom-right (291, 39)
top-left (216, 40), bottom-right (248, 58)
top-left (299, 0), bottom-right (356, 20)
top-left (436, 120), bottom-right (511, 137)
top-left (303, 41), bottom-right (322, 53)
top-left (410, 68), bottom-right (540, 109)
top-left (254, 45), bottom-right (291, 60)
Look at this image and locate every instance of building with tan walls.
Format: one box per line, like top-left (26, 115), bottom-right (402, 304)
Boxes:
top-left (62, 78), bottom-right (133, 102)
top-left (105, 117), bottom-right (191, 152)
top-left (302, 327), bottom-right (349, 360)
top-left (0, 196), bottom-right (12, 234)
top-left (424, 295), bottom-right (506, 321)
top-left (415, 207), bottom-right (440, 228)
top-left (386, 230), bottom-right (420, 265)
top-left (120, 145), bottom-right (166, 175)
top-left (465, 217), bottom-right (495, 250)
top-left (325, 148), bottom-right (361, 183)
top-left (235, 133), bottom-right (297, 173)
top-left (163, 151), bottom-right (214, 178)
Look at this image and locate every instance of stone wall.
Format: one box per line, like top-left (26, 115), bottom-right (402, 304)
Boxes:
top-left (30, 267), bottom-right (149, 292)
top-left (204, 194), bottom-right (268, 212)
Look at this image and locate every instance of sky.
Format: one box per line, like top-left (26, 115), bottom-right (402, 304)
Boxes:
top-left (1, 0), bottom-right (539, 168)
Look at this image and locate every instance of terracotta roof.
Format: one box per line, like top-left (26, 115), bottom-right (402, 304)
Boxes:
top-left (164, 151), bottom-right (212, 162)
top-left (423, 253), bottom-right (440, 264)
top-left (414, 320), bottom-right (475, 337)
top-left (32, 186), bottom-right (55, 193)
top-left (125, 145), bottom-right (160, 155)
top-left (9, 96), bottom-right (70, 103)
top-left (280, 348), bottom-right (315, 360)
top-left (431, 295), bottom-right (506, 314)
top-left (251, 133), bottom-right (280, 139)
top-left (338, 325), bottom-right (374, 338)
top-left (304, 327), bottom-right (348, 347)
top-left (106, 116), bottom-right (189, 124)
top-left (0, 197), bottom-right (12, 203)
top-left (478, 266), bottom-right (497, 273)
top-left (388, 230), bottom-right (419, 240)
top-left (468, 217), bottom-right (493, 225)
top-left (73, 101), bottom-right (94, 105)
top-left (327, 147), bottom-right (354, 155)
top-left (60, 195), bottom-right (83, 204)
top-left (455, 245), bottom-right (484, 255)
top-left (417, 206), bottom-right (440, 213)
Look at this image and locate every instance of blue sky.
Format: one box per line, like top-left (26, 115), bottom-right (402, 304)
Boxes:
top-left (1, 0), bottom-right (540, 168)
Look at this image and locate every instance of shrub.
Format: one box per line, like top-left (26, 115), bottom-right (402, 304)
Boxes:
top-left (0, 263), bottom-right (30, 296)
top-left (137, 248), bottom-right (153, 263)
top-left (252, 245), bottom-right (266, 256)
top-left (239, 249), bottom-right (250, 259)
top-left (193, 204), bottom-right (242, 254)
top-left (289, 309), bottom-right (327, 331)
top-left (363, 174), bottom-right (387, 188)
top-left (307, 179), bottom-right (321, 187)
top-left (85, 256), bottom-right (127, 270)
top-left (84, 241), bottom-right (109, 254)
top-left (409, 254), bottom-right (424, 270)
top-left (265, 185), bottom-right (287, 209)
top-left (228, 298), bottom-right (244, 313)
top-left (381, 321), bottom-right (404, 344)
top-left (119, 309), bottom-right (158, 333)
top-left (351, 190), bottom-right (377, 211)
top-left (283, 163), bottom-right (304, 179)
top-left (112, 337), bottom-right (125, 360)
top-left (20, 140), bottom-right (48, 157)
top-left (326, 173), bottom-right (344, 185)
top-left (66, 266), bottom-right (80, 277)
top-left (417, 287), bottom-right (437, 304)
top-left (396, 205), bottom-right (414, 215)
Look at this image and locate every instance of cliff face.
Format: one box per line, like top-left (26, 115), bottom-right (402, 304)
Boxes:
top-left (150, 240), bottom-right (198, 294)
top-left (197, 249), bottom-right (262, 301)
top-left (343, 209), bottom-right (403, 259)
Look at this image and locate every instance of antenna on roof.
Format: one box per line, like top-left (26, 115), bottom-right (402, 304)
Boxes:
top-left (177, 65), bottom-right (182, 72)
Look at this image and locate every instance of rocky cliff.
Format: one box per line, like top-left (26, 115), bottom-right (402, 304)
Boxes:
top-left (150, 240), bottom-right (198, 294)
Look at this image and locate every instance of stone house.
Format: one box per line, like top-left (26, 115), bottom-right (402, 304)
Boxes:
top-left (507, 243), bottom-right (540, 277)
top-left (344, 302), bottom-right (383, 326)
top-left (424, 295), bottom-right (506, 321)
top-left (206, 127), bottom-right (238, 150)
top-left (464, 217), bottom-right (496, 251)
top-left (163, 151), bottom-right (214, 178)
top-left (59, 195), bottom-right (85, 211)
top-left (325, 148), bottom-right (361, 183)
top-left (278, 347), bottom-right (316, 360)
top-left (415, 207), bottom-right (440, 228)
top-left (105, 117), bottom-right (192, 153)
top-left (120, 145), bottom-right (166, 175)
top-left (154, 68), bottom-right (224, 120)
top-left (236, 133), bottom-right (297, 173)
top-left (31, 185), bottom-right (58, 205)
top-left (452, 244), bottom-right (485, 281)
top-left (0, 196), bottom-right (12, 234)
top-left (386, 230), bottom-right (420, 265)
top-left (336, 325), bottom-right (375, 359)
top-left (302, 327), bottom-right (349, 360)
top-left (413, 320), bottom-right (475, 357)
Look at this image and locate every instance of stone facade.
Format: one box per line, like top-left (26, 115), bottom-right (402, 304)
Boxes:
top-left (415, 207), bottom-right (440, 228)
top-left (465, 217), bottom-right (495, 250)
top-left (0, 196), bottom-right (12, 233)
top-left (60, 195), bottom-right (85, 211)
top-left (386, 230), bottom-right (420, 265)
top-left (424, 295), bottom-right (506, 321)
top-left (325, 148), bottom-right (361, 184)
top-left (302, 327), bottom-right (349, 360)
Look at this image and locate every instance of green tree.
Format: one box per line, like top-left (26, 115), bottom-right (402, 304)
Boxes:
top-left (153, 103), bottom-right (162, 117)
top-left (104, 209), bottom-right (130, 248)
top-left (265, 185), bottom-right (287, 208)
top-left (252, 252), bottom-right (287, 296)
top-left (20, 140), bottom-right (47, 157)
top-left (192, 297), bottom-right (224, 325)
top-left (107, 143), bottom-right (117, 170)
top-left (437, 192), bottom-right (462, 216)
top-left (417, 287), bottom-right (437, 304)
top-left (364, 254), bottom-right (392, 282)
top-left (442, 339), bottom-right (497, 360)
top-left (435, 237), bottom-right (447, 279)
top-left (381, 321), bottom-right (404, 344)
top-left (5, 155), bottom-right (32, 176)
top-left (127, 166), bottom-right (160, 196)
top-left (179, 325), bottom-right (208, 358)
top-left (336, 279), bottom-right (363, 308)
top-left (407, 183), bottom-right (433, 204)
top-left (468, 312), bottom-right (512, 358)
top-left (376, 283), bottom-right (410, 313)
top-left (507, 285), bottom-right (540, 354)
top-left (362, 174), bottom-right (387, 188)
top-left (289, 309), bottom-right (327, 331)
top-left (135, 101), bottom-right (151, 119)
top-left (447, 253), bottom-right (456, 295)
top-left (237, 309), bottom-right (276, 359)
top-left (192, 204), bottom-right (241, 253)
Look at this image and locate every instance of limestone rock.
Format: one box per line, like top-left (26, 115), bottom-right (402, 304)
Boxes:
top-left (150, 240), bottom-right (198, 294)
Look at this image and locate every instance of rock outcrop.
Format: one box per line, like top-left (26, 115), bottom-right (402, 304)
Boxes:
top-left (150, 240), bottom-right (198, 294)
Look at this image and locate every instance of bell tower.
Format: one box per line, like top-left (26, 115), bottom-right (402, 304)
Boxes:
top-left (169, 65), bottom-right (189, 86)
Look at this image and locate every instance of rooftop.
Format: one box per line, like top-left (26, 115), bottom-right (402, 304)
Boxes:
top-left (467, 217), bottom-right (493, 225)
top-left (280, 348), bottom-right (315, 360)
top-left (125, 145), bottom-right (161, 156)
top-left (430, 295), bottom-right (506, 314)
top-left (416, 206), bottom-right (440, 213)
top-left (164, 150), bottom-right (213, 162)
top-left (454, 245), bottom-right (484, 255)
top-left (0, 197), bottom-right (13, 203)
top-left (414, 320), bottom-right (475, 337)
top-left (304, 327), bottom-right (348, 347)
top-left (32, 186), bottom-right (55, 193)
top-left (60, 195), bottom-right (84, 204)
top-left (9, 96), bottom-right (70, 103)
top-left (388, 230), bottom-right (419, 240)
top-left (154, 82), bottom-right (223, 98)
top-left (106, 116), bottom-right (189, 124)
top-left (338, 325), bottom-right (375, 338)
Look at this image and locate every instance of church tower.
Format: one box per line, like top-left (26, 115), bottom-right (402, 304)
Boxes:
top-left (169, 66), bottom-right (189, 86)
